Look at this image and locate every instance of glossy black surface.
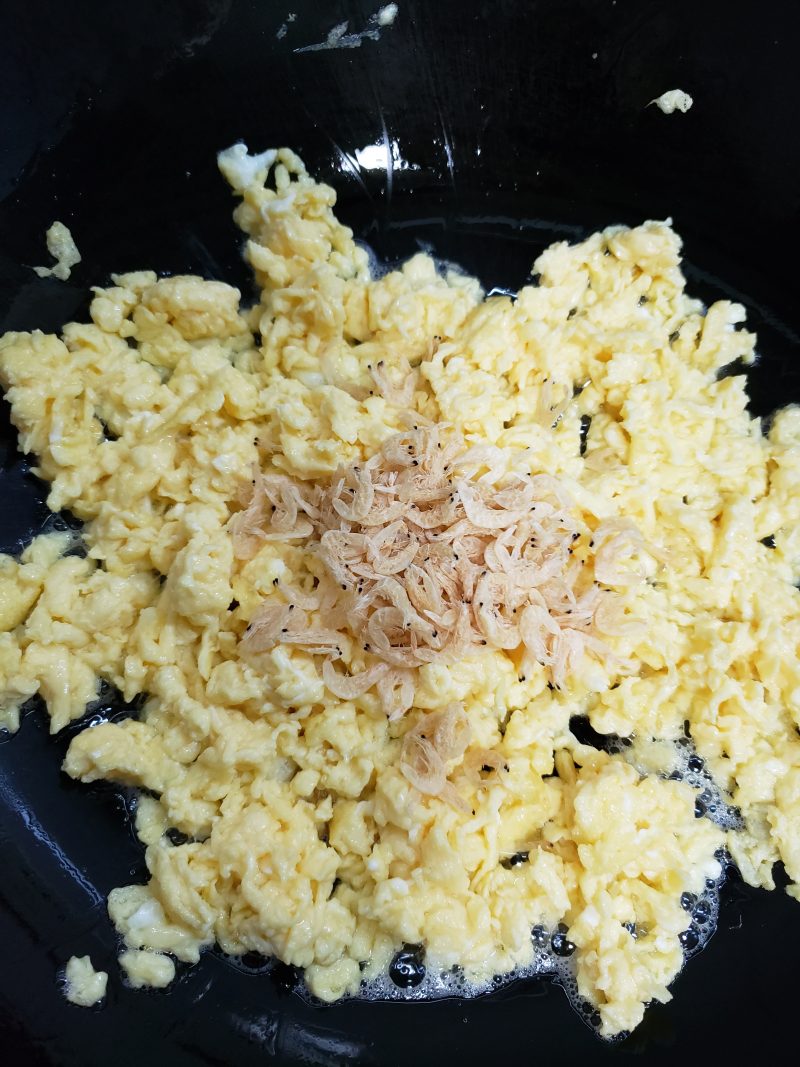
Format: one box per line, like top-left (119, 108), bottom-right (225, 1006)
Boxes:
top-left (2, 1), bottom-right (800, 1063)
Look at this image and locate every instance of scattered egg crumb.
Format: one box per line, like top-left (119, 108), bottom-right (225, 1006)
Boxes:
top-left (63, 956), bottom-right (107, 1007)
top-left (33, 221), bottom-right (81, 281)
top-left (377, 3), bottom-right (398, 26)
top-left (295, 4), bottom-right (398, 52)
top-left (651, 89), bottom-right (694, 114)
top-left (119, 949), bottom-right (175, 989)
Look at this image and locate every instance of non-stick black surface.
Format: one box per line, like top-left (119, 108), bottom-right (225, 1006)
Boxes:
top-left (2, 1), bottom-right (799, 1063)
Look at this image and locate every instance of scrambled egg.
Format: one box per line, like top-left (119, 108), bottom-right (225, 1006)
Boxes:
top-left (2, 145), bottom-right (800, 1037)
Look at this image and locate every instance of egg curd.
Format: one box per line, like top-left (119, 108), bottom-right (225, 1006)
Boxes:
top-left (1, 145), bottom-right (800, 1036)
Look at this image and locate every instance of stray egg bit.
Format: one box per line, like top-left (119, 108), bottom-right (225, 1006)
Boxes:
top-left (33, 221), bottom-right (81, 281)
top-left (650, 89), bottom-right (693, 114)
top-left (62, 956), bottom-right (108, 1007)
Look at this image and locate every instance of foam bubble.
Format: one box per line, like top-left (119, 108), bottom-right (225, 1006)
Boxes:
top-left (625, 735), bottom-right (743, 831)
top-left (289, 728), bottom-right (732, 1032)
top-left (356, 237), bottom-right (489, 289)
top-left (333, 863), bottom-right (727, 1036)
top-left (356, 239), bottom-right (391, 281)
